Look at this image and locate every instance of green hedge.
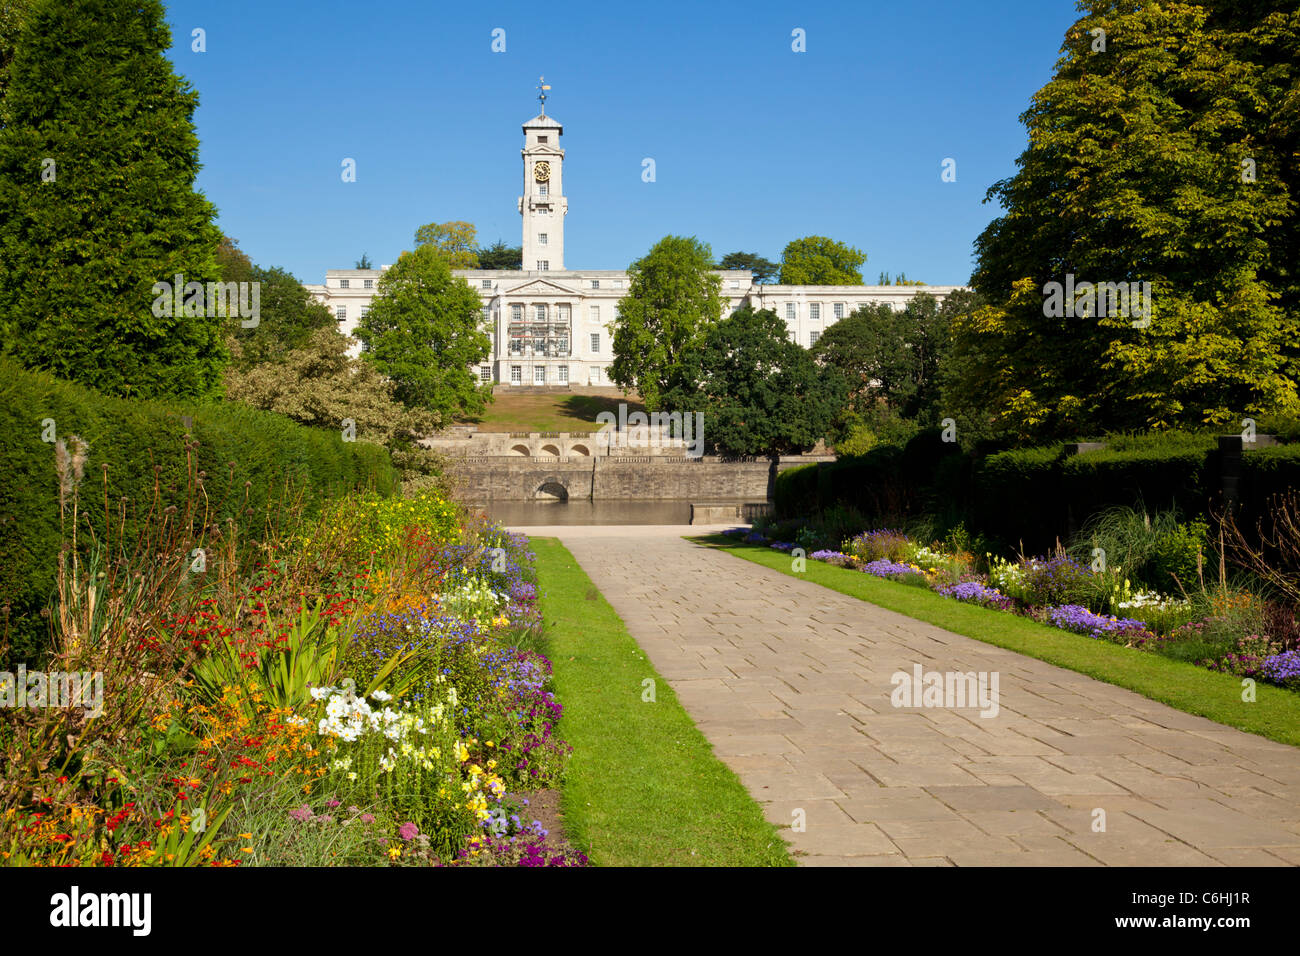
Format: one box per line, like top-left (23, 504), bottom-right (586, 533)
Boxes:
top-left (1241, 444), bottom-right (1300, 512)
top-left (775, 430), bottom-right (962, 520)
top-left (777, 430), bottom-right (1285, 556)
top-left (0, 358), bottom-right (399, 665)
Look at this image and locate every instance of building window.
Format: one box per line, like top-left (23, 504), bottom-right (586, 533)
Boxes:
top-left (785, 302), bottom-right (796, 321)
top-left (538, 233), bottom-right (547, 245)
top-left (788, 329), bottom-right (796, 342)
top-left (363, 279), bottom-right (373, 289)
top-left (336, 306), bottom-right (347, 322)
top-left (480, 366), bottom-right (492, 382)
top-left (558, 303), bottom-right (571, 322)
top-left (810, 330), bottom-right (821, 347)
top-left (360, 307), bottom-right (369, 318)
top-left (482, 279), bottom-right (492, 289)
top-left (833, 302), bottom-right (845, 319)
top-left (589, 305), bottom-right (600, 325)
top-left (538, 206), bottom-right (549, 215)
top-left (339, 279), bottom-right (350, 289)
top-left (510, 365), bottom-right (522, 385)
top-left (730, 280), bottom-right (740, 289)
top-left (558, 365), bottom-right (568, 384)
top-left (590, 332), bottom-right (600, 353)
top-left (536, 260), bottom-right (548, 271)
top-left (534, 304), bottom-right (547, 322)
top-left (810, 303), bottom-right (821, 321)
top-left (534, 366), bottom-right (546, 385)
top-left (590, 280), bottom-right (600, 289)
top-left (538, 183), bottom-right (548, 197)
top-left (614, 279), bottom-right (623, 288)
top-left (538, 136), bottom-right (548, 144)
top-left (511, 304), bottom-right (523, 322)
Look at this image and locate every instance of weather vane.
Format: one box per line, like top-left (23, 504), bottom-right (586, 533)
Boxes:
top-left (537, 76), bottom-right (551, 115)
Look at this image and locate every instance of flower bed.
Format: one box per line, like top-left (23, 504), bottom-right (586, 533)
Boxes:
top-left (736, 525), bottom-right (1300, 693)
top-left (2, 458), bottom-right (583, 868)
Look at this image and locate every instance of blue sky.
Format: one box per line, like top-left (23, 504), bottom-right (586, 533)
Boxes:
top-left (162, 0), bottom-right (1082, 286)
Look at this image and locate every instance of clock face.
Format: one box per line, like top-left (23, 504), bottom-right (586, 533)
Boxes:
top-left (534, 161), bottom-right (551, 183)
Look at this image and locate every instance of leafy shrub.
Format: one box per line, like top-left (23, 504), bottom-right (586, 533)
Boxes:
top-left (845, 529), bottom-right (913, 564)
top-left (1073, 506), bottom-right (1207, 596)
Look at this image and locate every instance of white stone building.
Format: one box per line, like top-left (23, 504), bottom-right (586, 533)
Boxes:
top-left (305, 102), bottom-right (966, 388)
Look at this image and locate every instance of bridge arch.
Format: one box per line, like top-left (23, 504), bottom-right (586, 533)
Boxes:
top-left (535, 476), bottom-right (569, 501)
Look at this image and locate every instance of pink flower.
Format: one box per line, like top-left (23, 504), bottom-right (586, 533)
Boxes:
top-left (399, 822), bottom-right (419, 841)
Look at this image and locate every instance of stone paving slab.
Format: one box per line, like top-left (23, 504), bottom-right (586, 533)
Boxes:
top-left (529, 525), bottom-right (1300, 867)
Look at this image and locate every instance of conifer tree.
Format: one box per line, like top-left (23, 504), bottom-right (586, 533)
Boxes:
top-left (0, 0), bottom-right (225, 399)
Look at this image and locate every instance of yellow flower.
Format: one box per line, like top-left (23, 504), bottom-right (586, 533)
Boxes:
top-left (388, 846), bottom-right (401, 860)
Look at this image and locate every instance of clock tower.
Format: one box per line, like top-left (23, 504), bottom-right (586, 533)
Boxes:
top-left (519, 78), bottom-right (566, 272)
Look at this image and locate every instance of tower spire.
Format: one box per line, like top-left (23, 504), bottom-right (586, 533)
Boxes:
top-left (536, 76), bottom-right (550, 115)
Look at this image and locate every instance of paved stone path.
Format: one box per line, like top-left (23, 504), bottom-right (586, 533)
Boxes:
top-left (526, 524), bottom-right (1300, 866)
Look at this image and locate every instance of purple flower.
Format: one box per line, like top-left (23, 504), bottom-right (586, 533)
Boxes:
top-left (360, 813), bottom-right (376, 824)
top-left (1047, 605), bottom-right (1151, 641)
top-left (938, 581), bottom-right (1013, 611)
top-left (860, 559), bottom-right (919, 579)
top-left (1261, 650), bottom-right (1300, 687)
top-left (289, 804), bottom-right (314, 823)
top-left (399, 821), bottom-right (420, 841)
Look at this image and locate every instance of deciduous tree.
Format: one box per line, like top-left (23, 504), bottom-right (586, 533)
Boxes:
top-left (666, 305), bottom-right (847, 456)
top-left (414, 220), bottom-right (480, 268)
top-left (354, 245), bottom-right (491, 425)
top-left (778, 236), bottom-right (866, 285)
top-left (962, 0), bottom-right (1300, 440)
top-left (610, 235), bottom-right (724, 410)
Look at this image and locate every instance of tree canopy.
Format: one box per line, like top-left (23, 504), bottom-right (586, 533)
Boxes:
top-left (666, 305), bottom-right (847, 457)
top-left (414, 220), bottom-right (480, 268)
top-left (354, 245), bottom-right (491, 425)
top-left (0, 0), bottom-right (225, 399)
top-left (476, 239), bottom-right (522, 270)
top-left (815, 292), bottom-right (957, 422)
top-left (960, 0), bottom-right (1300, 442)
top-left (217, 236), bottom-right (336, 372)
top-left (717, 251), bottom-right (778, 283)
top-left (610, 235), bottom-right (725, 411)
top-left (778, 236), bottom-right (866, 285)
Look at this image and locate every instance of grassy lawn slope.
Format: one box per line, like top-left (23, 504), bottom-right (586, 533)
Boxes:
top-left (457, 392), bottom-right (646, 433)
top-left (532, 537), bottom-right (793, 866)
top-left (700, 535), bottom-right (1300, 749)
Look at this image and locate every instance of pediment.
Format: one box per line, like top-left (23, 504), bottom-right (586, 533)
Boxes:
top-left (498, 277), bottom-right (582, 297)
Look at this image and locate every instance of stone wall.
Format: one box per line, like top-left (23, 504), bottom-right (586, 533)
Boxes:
top-left (446, 456), bottom-right (830, 502)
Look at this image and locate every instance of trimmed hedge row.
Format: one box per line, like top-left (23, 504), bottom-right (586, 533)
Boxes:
top-left (776, 430), bottom-right (962, 520)
top-left (0, 358), bottom-right (399, 664)
top-left (776, 430), bottom-right (1297, 554)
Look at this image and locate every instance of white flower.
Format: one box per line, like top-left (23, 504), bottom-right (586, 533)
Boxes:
top-left (370, 689), bottom-right (392, 702)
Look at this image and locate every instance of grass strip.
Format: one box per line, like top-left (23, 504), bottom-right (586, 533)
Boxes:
top-left (697, 535), bottom-right (1300, 749)
top-left (532, 536), bottom-right (793, 866)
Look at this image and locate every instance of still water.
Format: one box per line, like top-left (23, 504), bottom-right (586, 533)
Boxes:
top-left (468, 499), bottom-right (696, 526)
